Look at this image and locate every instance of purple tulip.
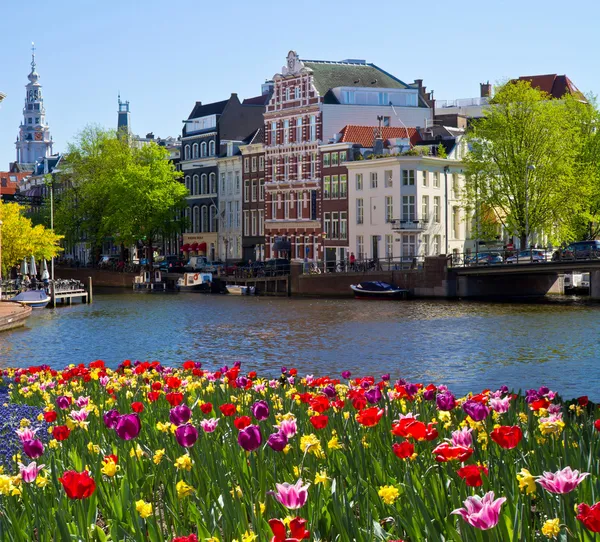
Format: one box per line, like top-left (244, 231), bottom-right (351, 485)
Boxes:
top-left (169, 404), bottom-right (192, 426)
top-left (115, 413), bottom-right (141, 440)
top-left (251, 400), bottom-right (269, 421)
top-left (103, 409), bottom-right (120, 429)
top-left (381, 374), bottom-right (390, 381)
top-left (322, 385), bottom-right (337, 399)
top-left (56, 396), bottom-right (71, 410)
top-left (423, 387), bottom-right (436, 401)
top-left (23, 439), bottom-right (44, 459)
top-left (525, 389), bottom-right (540, 404)
top-left (436, 392), bottom-right (456, 411)
top-left (462, 400), bottom-right (490, 421)
top-left (281, 366), bottom-right (288, 374)
top-left (341, 371), bottom-right (351, 379)
top-left (365, 387), bottom-right (382, 404)
top-left (235, 376), bottom-right (249, 388)
top-left (238, 424), bottom-right (262, 452)
top-left (538, 386), bottom-right (550, 396)
top-left (175, 423), bottom-right (198, 448)
top-left (267, 432), bottom-right (288, 452)
top-left (405, 383), bottom-right (419, 397)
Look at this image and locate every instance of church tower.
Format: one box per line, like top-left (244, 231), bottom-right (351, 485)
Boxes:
top-left (117, 94), bottom-right (131, 136)
top-left (15, 43), bottom-right (53, 168)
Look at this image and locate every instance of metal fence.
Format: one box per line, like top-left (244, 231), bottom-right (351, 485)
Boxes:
top-left (447, 247), bottom-right (600, 268)
top-left (300, 257), bottom-right (426, 275)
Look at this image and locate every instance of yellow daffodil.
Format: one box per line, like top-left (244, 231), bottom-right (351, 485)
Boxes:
top-left (541, 518), bottom-right (560, 539)
top-left (135, 499), bottom-right (153, 518)
top-left (517, 468), bottom-right (536, 495)
top-left (153, 449), bottom-right (165, 465)
top-left (300, 434), bottom-right (324, 458)
top-left (176, 480), bottom-right (195, 498)
top-left (314, 470), bottom-right (329, 485)
top-left (174, 454), bottom-right (193, 471)
top-left (378, 485), bottom-right (399, 505)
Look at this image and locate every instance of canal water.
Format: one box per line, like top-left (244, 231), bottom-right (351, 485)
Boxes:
top-left (1, 291), bottom-right (599, 399)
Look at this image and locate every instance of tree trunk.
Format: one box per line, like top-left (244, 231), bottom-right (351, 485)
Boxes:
top-left (520, 233), bottom-right (527, 249)
top-left (147, 239), bottom-right (154, 283)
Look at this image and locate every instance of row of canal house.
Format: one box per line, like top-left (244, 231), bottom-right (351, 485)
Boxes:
top-left (181, 51), bottom-right (473, 265)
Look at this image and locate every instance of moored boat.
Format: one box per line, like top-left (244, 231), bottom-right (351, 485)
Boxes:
top-left (0, 302), bottom-right (32, 331)
top-left (226, 285), bottom-right (256, 296)
top-left (11, 289), bottom-right (51, 308)
top-left (350, 281), bottom-right (408, 300)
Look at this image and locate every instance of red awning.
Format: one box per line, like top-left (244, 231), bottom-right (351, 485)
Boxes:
top-left (190, 242), bottom-right (199, 251)
top-left (181, 244), bottom-right (191, 251)
top-left (198, 242), bottom-right (207, 252)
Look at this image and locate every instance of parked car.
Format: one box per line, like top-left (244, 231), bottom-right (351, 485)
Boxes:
top-left (264, 258), bottom-right (290, 276)
top-left (505, 250), bottom-right (547, 264)
top-left (553, 240), bottom-right (600, 260)
top-left (186, 256), bottom-right (223, 273)
top-left (466, 252), bottom-right (503, 265)
top-left (159, 255), bottom-right (186, 272)
top-left (98, 255), bottom-right (120, 268)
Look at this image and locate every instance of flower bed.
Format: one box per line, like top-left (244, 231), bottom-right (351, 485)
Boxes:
top-left (2, 360), bottom-right (600, 541)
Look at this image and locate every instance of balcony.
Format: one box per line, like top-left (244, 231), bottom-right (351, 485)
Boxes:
top-left (435, 97), bottom-right (489, 109)
top-left (390, 219), bottom-right (428, 231)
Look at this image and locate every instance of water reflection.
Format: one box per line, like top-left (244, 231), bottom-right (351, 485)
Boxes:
top-left (0, 292), bottom-right (599, 399)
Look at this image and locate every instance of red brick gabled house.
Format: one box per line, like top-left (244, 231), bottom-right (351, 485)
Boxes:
top-left (513, 74), bottom-right (587, 102)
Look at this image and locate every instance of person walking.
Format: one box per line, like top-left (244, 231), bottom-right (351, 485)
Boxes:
top-left (350, 252), bottom-right (356, 271)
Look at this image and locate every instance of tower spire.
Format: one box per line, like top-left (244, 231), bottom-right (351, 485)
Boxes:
top-left (31, 41), bottom-right (36, 72)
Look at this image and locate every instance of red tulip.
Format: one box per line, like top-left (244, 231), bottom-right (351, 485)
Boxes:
top-left (43, 411), bottom-right (57, 423)
top-left (309, 396), bottom-right (330, 413)
top-left (310, 415), bottom-right (329, 430)
top-left (59, 470), bottom-right (96, 499)
top-left (269, 517), bottom-right (310, 541)
top-left (166, 376), bottom-right (182, 389)
top-left (147, 392), bottom-right (160, 402)
top-left (171, 536), bottom-right (198, 542)
top-left (234, 416), bottom-right (252, 430)
top-left (392, 441), bottom-right (415, 459)
top-left (219, 403), bottom-right (236, 416)
top-left (578, 396), bottom-right (589, 407)
top-left (490, 426), bottom-right (523, 449)
top-left (200, 402), bottom-right (213, 414)
top-left (52, 425), bottom-right (71, 441)
top-left (594, 419), bottom-right (600, 432)
top-left (166, 392), bottom-right (184, 406)
top-left (356, 407), bottom-right (383, 427)
top-left (131, 402), bottom-right (144, 413)
top-left (391, 418), bottom-right (426, 440)
top-left (432, 443), bottom-right (473, 463)
top-left (578, 502), bottom-right (600, 533)
top-left (529, 398), bottom-right (550, 411)
top-left (457, 464), bottom-right (488, 487)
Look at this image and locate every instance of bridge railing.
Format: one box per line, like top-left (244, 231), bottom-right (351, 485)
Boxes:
top-left (300, 256), bottom-right (426, 275)
top-left (448, 247), bottom-right (600, 268)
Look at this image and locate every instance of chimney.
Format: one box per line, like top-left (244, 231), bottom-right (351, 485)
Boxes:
top-left (480, 81), bottom-right (491, 98)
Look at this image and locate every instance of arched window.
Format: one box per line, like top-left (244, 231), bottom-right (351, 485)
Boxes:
top-left (209, 173), bottom-right (216, 194)
top-left (193, 206), bottom-right (200, 233)
top-left (184, 145), bottom-right (190, 161)
top-left (201, 174), bottom-right (208, 195)
top-left (209, 140), bottom-right (215, 156)
top-left (201, 142), bottom-right (207, 157)
top-left (193, 175), bottom-right (199, 196)
top-left (184, 208), bottom-right (191, 233)
top-left (192, 143), bottom-right (199, 159)
top-left (210, 205), bottom-right (218, 232)
top-left (185, 176), bottom-right (191, 192)
top-left (201, 205), bottom-right (209, 232)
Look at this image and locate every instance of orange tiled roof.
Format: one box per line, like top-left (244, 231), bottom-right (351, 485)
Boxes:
top-left (0, 171), bottom-right (30, 195)
top-left (514, 74), bottom-right (587, 102)
top-left (339, 125), bottom-right (421, 148)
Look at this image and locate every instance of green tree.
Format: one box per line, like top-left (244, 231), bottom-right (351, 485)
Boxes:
top-left (563, 94), bottom-right (600, 240)
top-left (0, 201), bottom-right (63, 276)
top-left (464, 81), bottom-right (583, 247)
top-left (57, 127), bottom-right (187, 271)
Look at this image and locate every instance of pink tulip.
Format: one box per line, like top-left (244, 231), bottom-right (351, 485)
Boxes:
top-left (70, 408), bottom-right (90, 422)
top-left (489, 396), bottom-right (511, 413)
top-left (451, 426), bottom-right (473, 448)
top-left (200, 418), bottom-right (219, 433)
top-left (16, 427), bottom-right (37, 443)
top-left (274, 479), bottom-right (309, 509)
top-left (19, 461), bottom-right (45, 483)
top-left (452, 491), bottom-right (506, 530)
top-left (276, 419), bottom-right (297, 439)
top-left (75, 395), bottom-right (90, 408)
top-left (537, 466), bottom-right (589, 494)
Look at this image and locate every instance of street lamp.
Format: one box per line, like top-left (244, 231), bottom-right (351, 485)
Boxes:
top-left (525, 164), bottom-right (535, 248)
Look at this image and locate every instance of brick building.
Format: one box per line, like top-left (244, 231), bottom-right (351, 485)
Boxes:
top-left (240, 128), bottom-right (266, 261)
top-left (263, 50), bottom-right (432, 261)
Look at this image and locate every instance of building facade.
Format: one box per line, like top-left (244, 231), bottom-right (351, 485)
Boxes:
top-left (180, 93), bottom-right (265, 260)
top-left (263, 51), bottom-right (432, 262)
top-left (347, 153), bottom-right (470, 264)
top-left (15, 45), bottom-right (53, 169)
top-left (217, 145), bottom-right (243, 262)
top-left (240, 128), bottom-right (266, 261)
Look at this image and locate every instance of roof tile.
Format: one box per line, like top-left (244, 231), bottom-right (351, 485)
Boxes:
top-left (339, 125), bottom-right (421, 148)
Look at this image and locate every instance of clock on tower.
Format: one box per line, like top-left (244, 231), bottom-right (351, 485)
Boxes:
top-left (34, 132), bottom-right (43, 141)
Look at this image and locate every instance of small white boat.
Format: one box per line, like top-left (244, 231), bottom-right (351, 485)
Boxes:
top-left (226, 285), bottom-right (256, 296)
top-left (11, 289), bottom-right (51, 308)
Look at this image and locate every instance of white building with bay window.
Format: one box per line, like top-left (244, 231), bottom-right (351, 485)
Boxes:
top-left (217, 142), bottom-right (243, 262)
top-left (347, 155), bottom-right (472, 264)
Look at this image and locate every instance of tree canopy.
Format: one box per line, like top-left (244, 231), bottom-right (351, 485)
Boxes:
top-left (56, 127), bottom-right (187, 265)
top-left (464, 81), bottom-right (590, 246)
top-left (0, 201), bottom-right (63, 276)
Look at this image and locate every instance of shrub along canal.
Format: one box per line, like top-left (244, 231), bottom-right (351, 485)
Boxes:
top-left (1, 290), bottom-right (599, 399)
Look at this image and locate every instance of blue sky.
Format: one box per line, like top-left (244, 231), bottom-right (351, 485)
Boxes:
top-left (1, 0), bottom-right (599, 169)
